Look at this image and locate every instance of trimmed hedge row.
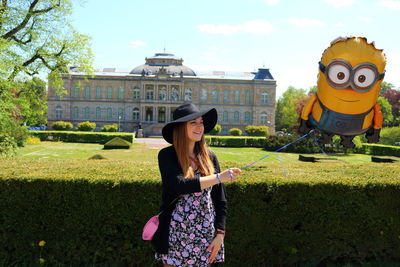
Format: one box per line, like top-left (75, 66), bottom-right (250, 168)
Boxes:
top-left (359, 143), bottom-right (400, 157)
top-left (29, 131), bottom-right (134, 144)
top-left (0, 159), bottom-right (400, 266)
top-left (205, 136), bottom-right (266, 147)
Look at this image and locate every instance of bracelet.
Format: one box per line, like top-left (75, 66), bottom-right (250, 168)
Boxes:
top-left (216, 173), bottom-right (222, 183)
top-left (216, 229), bottom-right (225, 236)
top-left (228, 168), bottom-right (233, 182)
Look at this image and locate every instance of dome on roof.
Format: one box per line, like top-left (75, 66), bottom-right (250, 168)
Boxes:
top-left (129, 52), bottom-right (196, 76)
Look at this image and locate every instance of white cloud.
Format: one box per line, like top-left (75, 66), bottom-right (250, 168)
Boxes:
top-left (128, 40), bottom-right (146, 48)
top-left (378, 0), bottom-right (400, 10)
top-left (197, 19), bottom-right (275, 35)
top-left (358, 16), bottom-right (373, 23)
top-left (265, 0), bottom-right (280, 5)
top-left (324, 0), bottom-right (356, 8)
top-left (288, 18), bottom-right (325, 28)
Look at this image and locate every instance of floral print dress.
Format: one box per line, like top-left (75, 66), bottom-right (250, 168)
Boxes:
top-left (155, 186), bottom-right (225, 266)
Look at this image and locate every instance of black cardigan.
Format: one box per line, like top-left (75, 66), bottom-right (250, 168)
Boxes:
top-left (151, 145), bottom-right (227, 254)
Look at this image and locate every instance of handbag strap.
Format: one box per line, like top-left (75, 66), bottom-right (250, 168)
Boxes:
top-left (156, 195), bottom-right (180, 216)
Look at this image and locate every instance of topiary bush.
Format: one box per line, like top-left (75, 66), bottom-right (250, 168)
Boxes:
top-left (209, 124), bottom-right (222, 135)
top-left (52, 121), bottom-right (73, 131)
top-left (77, 121), bottom-right (96, 132)
top-left (229, 128), bottom-right (242, 136)
top-left (101, 124), bottom-right (119, 132)
top-left (245, 125), bottom-right (269, 136)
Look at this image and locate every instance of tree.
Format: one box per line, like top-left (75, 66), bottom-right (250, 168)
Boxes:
top-left (381, 89), bottom-right (400, 125)
top-left (275, 86), bottom-right (308, 132)
top-left (378, 96), bottom-right (394, 127)
top-left (380, 81), bottom-right (395, 95)
top-left (0, 0), bottom-right (93, 156)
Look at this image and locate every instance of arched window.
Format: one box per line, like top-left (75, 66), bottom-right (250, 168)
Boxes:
top-left (72, 106), bottom-right (79, 119)
top-left (107, 87), bottom-right (113, 99)
top-left (223, 91), bottom-right (229, 103)
top-left (234, 111), bottom-right (240, 123)
top-left (146, 86), bottom-right (154, 100)
top-left (118, 87), bottom-right (124, 99)
top-left (96, 107), bottom-right (101, 119)
top-left (184, 88), bottom-right (192, 102)
top-left (96, 87), bottom-right (102, 98)
top-left (132, 108), bottom-right (140, 121)
top-left (56, 106), bottom-right (63, 119)
top-left (262, 91), bottom-right (269, 104)
top-left (107, 107), bottom-right (112, 119)
top-left (245, 111), bottom-right (251, 124)
top-left (118, 108), bottom-right (124, 120)
top-left (85, 87), bottom-right (90, 98)
top-left (223, 111), bottom-right (228, 123)
top-left (133, 87), bottom-right (140, 100)
top-left (171, 87), bottom-right (179, 101)
top-left (211, 90), bottom-right (218, 103)
top-left (245, 91), bottom-right (251, 103)
top-left (158, 107), bottom-right (166, 122)
top-left (84, 107), bottom-right (90, 119)
top-left (72, 87), bottom-right (80, 98)
top-left (260, 112), bottom-right (268, 124)
top-left (159, 86), bottom-right (167, 101)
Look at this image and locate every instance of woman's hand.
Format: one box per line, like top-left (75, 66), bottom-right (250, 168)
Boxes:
top-left (220, 168), bottom-right (241, 183)
top-left (207, 233), bottom-right (224, 263)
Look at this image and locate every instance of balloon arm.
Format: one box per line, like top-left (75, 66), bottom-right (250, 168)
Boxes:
top-left (373, 102), bottom-right (383, 129)
top-left (300, 94), bottom-right (317, 120)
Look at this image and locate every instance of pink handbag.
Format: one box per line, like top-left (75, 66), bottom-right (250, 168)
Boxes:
top-left (142, 215), bottom-right (159, 240)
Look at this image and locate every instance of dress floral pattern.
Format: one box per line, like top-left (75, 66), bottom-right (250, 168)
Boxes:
top-left (155, 187), bottom-right (224, 266)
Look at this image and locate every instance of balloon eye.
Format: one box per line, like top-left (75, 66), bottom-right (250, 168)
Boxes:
top-left (353, 67), bottom-right (376, 89)
top-left (328, 64), bottom-right (350, 85)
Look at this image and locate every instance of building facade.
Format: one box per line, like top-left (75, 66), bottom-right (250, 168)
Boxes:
top-left (47, 52), bottom-right (276, 136)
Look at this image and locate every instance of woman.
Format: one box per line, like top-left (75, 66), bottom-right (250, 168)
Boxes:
top-left (152, 103), bottom-right (241, 267)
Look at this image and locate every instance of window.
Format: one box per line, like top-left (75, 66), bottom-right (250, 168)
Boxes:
top-left (118, 108), bottom-right (124, 120)
top-left (84, 107), bottom-right (90, 119)
top-left (158, 107), bottom-right (166, 122)
top-left (262, 91), bottom-right (269, 104)
top-left (56, 106), bottom-right (62, 119)
top-left (234, 90), bottom-right (240, 104)
top-left (118, 87), bottom-right (124, 99)
top-left (184, 88), bottom-right (192, 102)
top-left (72, 87), bottom-right (80, 98)
top-left (159, 86), bottom-right (167, 101)
top-left (133, 87), bottom-right (140, 100)
top-left (223, 91), bottom-right (229, 103)
top-left (245, 111), bottom-right (251, 124)
top-left (171, 86), bottom-right (179, 101)
top-left (107, 87), bottom-right (113, 99)
top-left (234, 111), bottom-right (240, 123)
top-left (145, 107), bottom-right (153, 121)
top-left (72, 106), bottom-right (79, 119)
top-left (85, 87), bottom-right (90, 98)
top-left (170, 107), bottom-right (176, 122)
top-left (200, 89), bottom-right (207, 102)
top-left (223, 111), bottom-right (228, 123)
top-left (96, 87), bottom-right (102, 98)
top-left (96, 107), bottom-right (101, 119)
top-left (211, 90), bottom-right (218, 103)
top-left (146, 86), bottom-right (154, 100)
top-left (245, 91), bottom-right (251, 104)
top-left (132, 108), bottom-right (140, 121)
top-left (107, 107), bottom-right (112, 119)
top-left (260, 112), bottom-right (268, 124)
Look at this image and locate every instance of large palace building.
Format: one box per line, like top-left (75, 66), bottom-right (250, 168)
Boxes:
top-left (47, 52), bottom-right (276, 136)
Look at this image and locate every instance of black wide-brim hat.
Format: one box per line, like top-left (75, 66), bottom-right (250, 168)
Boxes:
top-left (162, 103), bottom-right (217, 144)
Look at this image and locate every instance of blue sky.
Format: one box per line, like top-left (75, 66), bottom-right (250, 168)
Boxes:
top-left (71, 0), bottom-right (400, 98)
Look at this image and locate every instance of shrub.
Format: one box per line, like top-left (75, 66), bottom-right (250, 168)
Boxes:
top-left (26, 136), bottom-right (41, 145)
top-left (103, 137), bottom-right (131, 149)
top-left (101, 124), bottom-right (119, 132)
top-left (52, 121), bottom-right (73, 131)
top-left (30, 131), bottom-right (134, 144)
top-left (245, 125), bottom-right (269, 136)
top-left (209, 124), bottom-right (222, 135)
top-left (77, 121), bottom-right (96, 131)
top-left (380, 127), bottom-right (400, 146)
top-left (229, 128), bottom-right (242, 136)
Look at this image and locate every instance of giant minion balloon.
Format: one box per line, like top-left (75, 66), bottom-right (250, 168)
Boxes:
top-left (299, 37), bottom-right (386, 148)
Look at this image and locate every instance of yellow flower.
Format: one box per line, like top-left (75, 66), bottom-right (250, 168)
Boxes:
top-left (38, 240), bottom-right (46, 247)
top-left (39, 258), bottom-right (45, 263)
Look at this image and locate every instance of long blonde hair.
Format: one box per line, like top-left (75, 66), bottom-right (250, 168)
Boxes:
top-left (172, 122), bottom-right (215, 178)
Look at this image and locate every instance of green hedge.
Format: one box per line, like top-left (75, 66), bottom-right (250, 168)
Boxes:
top-left (359, 143), bottom-right (400, 157)
top-left (205, 136), bottom-right (266, 147)
top-left (0, 159), bottom-right (399, 266)
top-left (29, 131), bottom-right (134, 144)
